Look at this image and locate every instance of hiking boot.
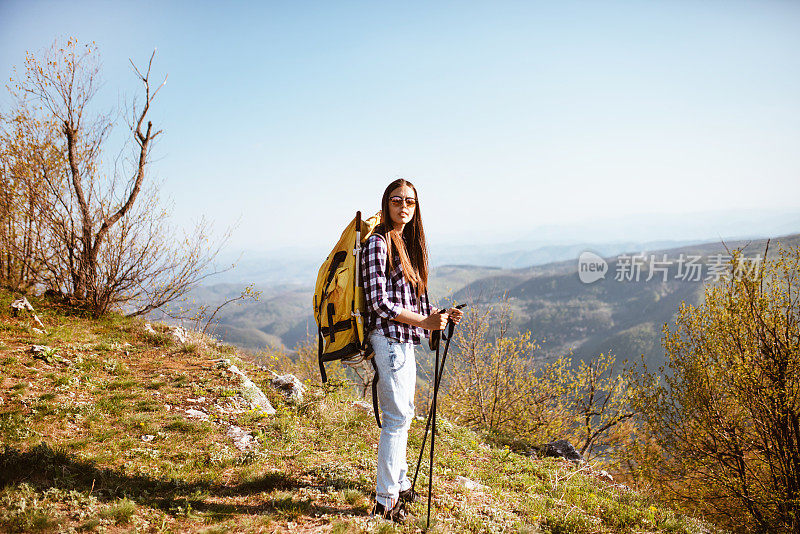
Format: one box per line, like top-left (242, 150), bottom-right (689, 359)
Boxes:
top-left (372, 500), bottom-right (407, 523)
top-left (399, 487), bottom-right (421, 503)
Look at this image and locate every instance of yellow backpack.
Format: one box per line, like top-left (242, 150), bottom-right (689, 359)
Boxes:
top-left (313, 211), bottom-right (382, 383)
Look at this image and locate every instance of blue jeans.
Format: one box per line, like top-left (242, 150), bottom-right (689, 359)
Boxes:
top-left (369, 331), bottom-right (416, 508)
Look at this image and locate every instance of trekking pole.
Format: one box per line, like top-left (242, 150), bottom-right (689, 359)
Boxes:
top-left (426, 326), bottom-right (442, 528)
top-left (410, 303), bottom-right (467, 529)
top-left (410, 334), bottom-right (440, 493)
top-left (411, 307), bottom-right (462, 492)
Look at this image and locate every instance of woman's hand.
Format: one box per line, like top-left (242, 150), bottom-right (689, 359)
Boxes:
top-left (422, 311), bottom-right (449, 331)
top-left (394, 307), bottom-right (464, 330)
top-left (446, 307), bottom-right (464, 325)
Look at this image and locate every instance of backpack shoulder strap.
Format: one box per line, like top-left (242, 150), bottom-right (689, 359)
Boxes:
top-left (371, 355), bottom-right (382, 428)
top-left (363, 228), bottom-right (387, 429)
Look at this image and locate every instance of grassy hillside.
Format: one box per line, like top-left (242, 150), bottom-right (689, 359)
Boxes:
top-left (0, 290), bottom-right (722, 533)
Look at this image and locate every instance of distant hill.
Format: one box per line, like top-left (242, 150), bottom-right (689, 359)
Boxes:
top-left (186, 233), bottom-right (800, 372)
top-left (427, 239), bottom-right (708, 269)
top-left (452, 233), bottom-right (798, 368)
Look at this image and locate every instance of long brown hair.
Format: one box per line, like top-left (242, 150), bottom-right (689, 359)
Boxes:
top-left (377, 179), bottom-right (429, 296)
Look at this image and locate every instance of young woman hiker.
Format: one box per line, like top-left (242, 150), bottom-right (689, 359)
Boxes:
top-left (360, 178), bottom-right (463, 523)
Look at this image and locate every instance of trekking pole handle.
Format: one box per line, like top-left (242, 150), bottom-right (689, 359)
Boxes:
top-left (444, 303), bottom-right (467, 314)
top-left (445, 303), bottom-right (468, 324)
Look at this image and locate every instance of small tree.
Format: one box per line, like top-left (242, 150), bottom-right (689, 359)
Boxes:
top-left (0, 108), bottom-right (64, 291)
top-left (445, 301), bottom-right (544, 434)
top-left (7, 38), bottom-right (225, 315)
top-left (569, 352), bottom-right (634, 460)
top-left (631, 243), bottom-right (799, 532)
top-left (443, 296), bottom-right (634, 461)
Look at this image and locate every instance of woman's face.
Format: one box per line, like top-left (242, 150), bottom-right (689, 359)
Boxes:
top-left (387, 184), bottom-right (416, 229)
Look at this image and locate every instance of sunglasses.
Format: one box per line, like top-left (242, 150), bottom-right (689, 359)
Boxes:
top-left (389, 196), bottom-right (417, 207)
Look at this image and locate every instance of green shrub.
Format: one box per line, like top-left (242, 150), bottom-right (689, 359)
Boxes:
top-left (269, 491), bottom-right (310, 520)
top-left (0, 411), bottom-right (30, 441)
top-left (0, 483), bottom-right (60, 533)
top-left (632, 245), bottom-right (800, 531)
top-left (165, 417), bottom-right (201, 433)
top-left (180, 342), bottom-right (200, 354)
top-left (99, 497), bottom-right (136, 524)
top-left (105, 378), bottom-right (138, 390)
top-left (342, 489), bottom-right (363, 506)
top-left (142, 329), bottom-right (172, 347)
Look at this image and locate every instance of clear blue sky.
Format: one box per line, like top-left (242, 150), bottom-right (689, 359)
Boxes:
top-left (1, 0), bottom-right (799, 254)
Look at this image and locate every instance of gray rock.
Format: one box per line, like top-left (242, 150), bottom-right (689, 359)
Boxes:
top-left (270, 372), bottom-right (305, 404)
top-left (30, 344), bottom-right (53, 355)
top-left (227, 425), bottom-right (255, 451)
top-left (11, 297), bottom-right (46, 331)
top-left (30, 345), bottom-right (69, 365)
top-left (538, 439), bottom-right (583, 463)
top-left (228, 365), bottom-right (276, 415)
top-left (455, 475), bottom-right (486, 491)
top-left (169, 325), bottom-right (188, 344)
top-left (11, 297), bottom-right (35, 313)
top-left (185, 408), bottom-right (209, 420)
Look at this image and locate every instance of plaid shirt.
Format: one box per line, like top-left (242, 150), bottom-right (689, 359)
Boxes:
top-left (361, 233), bottom-right (435, 344)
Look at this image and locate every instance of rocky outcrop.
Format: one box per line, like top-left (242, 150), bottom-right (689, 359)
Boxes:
top-left (538, 439), bottom-right (583, 463)
top-left (168, 325), bottom-right (188, 344)
top-left (29, 345), bottom-right (70, 365)
top-left (227, 425), bottom-right (255, 451)
top-left (143, 323), bottom-right (188, 344)
top-left (223, 363), bottom-right (276, 415)
top-left (270, 372), bottom-right (305, 404)
top-left (11, 297), bottom-right (47, 332)
top-left (455, 475), bottom-right (487, 491)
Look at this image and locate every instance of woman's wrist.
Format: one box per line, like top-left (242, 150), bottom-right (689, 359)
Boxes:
top-left (394, 308), bottom-right (447, 331)
top-left (393, 309), bottom-right (427, 329)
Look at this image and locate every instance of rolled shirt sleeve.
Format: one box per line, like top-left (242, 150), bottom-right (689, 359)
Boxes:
top-left (362, 235), bottom-right (402, 320)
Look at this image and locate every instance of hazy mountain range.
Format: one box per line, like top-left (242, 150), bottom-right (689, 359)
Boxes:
top-left (213, 207), bottom-right (800, 285)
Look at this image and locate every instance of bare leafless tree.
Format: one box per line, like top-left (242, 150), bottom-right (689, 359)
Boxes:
top-left (7, 38), bottom-right (227, 315)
